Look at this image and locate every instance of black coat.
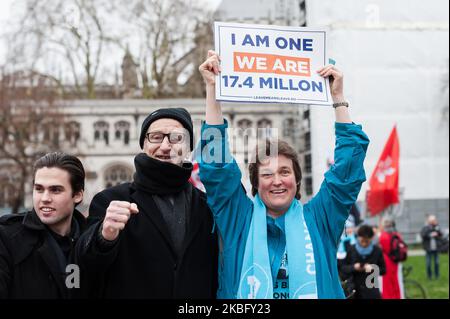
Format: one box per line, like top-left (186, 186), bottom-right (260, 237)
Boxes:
top-left (421, 224), bottom-right (443, 252)
top-left (341, 244), bottom-right (386, 299)
top-left (75, 182), bottom-right (218, 299)
top-left (0, 209), bottom-right (87, 299)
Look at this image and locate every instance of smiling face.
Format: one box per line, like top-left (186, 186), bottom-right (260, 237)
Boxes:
top-left (33, 167), bottom-right (83, 235)
top-left (258, 155), bottom-right (298, 218)
top-left (143, 118), bottom-right (189, 166)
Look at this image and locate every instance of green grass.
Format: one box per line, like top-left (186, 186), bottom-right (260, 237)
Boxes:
top-left (402, 253), bottom-right (448, 299)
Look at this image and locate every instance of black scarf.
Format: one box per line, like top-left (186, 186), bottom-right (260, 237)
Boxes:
top-left (133, 153), bottom-right (193, 195)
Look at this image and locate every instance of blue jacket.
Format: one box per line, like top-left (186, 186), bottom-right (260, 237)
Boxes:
top-left (198, 121), bottom-right (369, 299)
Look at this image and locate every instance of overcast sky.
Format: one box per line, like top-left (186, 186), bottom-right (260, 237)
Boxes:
top-left (0, 0), bottom-right (222, 65)
top-left (0, 0), bottom-right (14, 22)
top-left (0, 0), bottom-right (15, 63)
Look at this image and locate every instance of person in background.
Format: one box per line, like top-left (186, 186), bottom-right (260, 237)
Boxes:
top-left (421, 215), bottom-right (442, 280)
top-left (337, 216), bottom-right (358, 297)
top-left (341, 224), bottom-right (386, 299)
top-left (379, 216), bottom-right (404, 299)
top-left (337, 216), bottom-right (357, 260)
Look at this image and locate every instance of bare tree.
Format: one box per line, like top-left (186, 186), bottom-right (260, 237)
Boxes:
top-left (117, 0), bottom-right (211, 98)
top-left (0, 69), bottom-right (64, 214)
top-left (8, 0), bottom-right (119, 99)
top-left (177, 20), bottom-right (214, 98)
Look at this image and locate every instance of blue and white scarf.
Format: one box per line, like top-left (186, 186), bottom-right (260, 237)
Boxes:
top-left (237, 195), bottom-right (318, 299)
top-left (355, 241), bottom-right (374, 257)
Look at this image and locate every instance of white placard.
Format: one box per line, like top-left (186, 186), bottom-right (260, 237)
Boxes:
top-left (215, 21), bottom-right (331, 105)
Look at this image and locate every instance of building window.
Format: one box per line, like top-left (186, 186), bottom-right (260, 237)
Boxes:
top-left (13, 121), bottom-right (30, 143)
top-left (94, 121), bottom-right (109, 145)
top-left (303, 109), bottom-right (310, 120)
top-left (0, 166), bottom-right (20, 209)
top-left (237, 119), bottom-right (253, 137)
top-left (300, 0), bottom-right (306, 12)
top-left (65, 121), bottom-right (80, 146)
top-left (304, 131), bottom-right (311, 149)
top-left (283, 118), bottom-right (296, 137)
top-left (257, 118), bottom-right (272, 139)
top-left (42, 122), bottom-right (60, 147)
top-left (237, 119), bottom-right (254, 164)
top-left (300, 0), bottom-right (307, 27)
top-left (304, 153), bottom-right (312, 174)
top-left (0, 183), bottom-right (16, 208)
top-left (305, 176), bottom-right (313, 196)
top-left (104, 165), bottom-right (133, 188)
top-left (114, 121), bottom-right (131, 145)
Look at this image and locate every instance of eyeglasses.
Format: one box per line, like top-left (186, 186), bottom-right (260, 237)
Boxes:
top-left (146, 132), bottom-right (186, 144)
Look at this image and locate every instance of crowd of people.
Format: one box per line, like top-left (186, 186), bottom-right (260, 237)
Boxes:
top-left (0, 50), bottom-right (446, 300)
top-left (338, 215), bottom-right (405, 299)
top-left (337, 211), bottom-right (447, 299)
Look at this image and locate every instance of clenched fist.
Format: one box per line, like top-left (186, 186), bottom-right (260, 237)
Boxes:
top-left (198, 50), bottom-right (221, 86)
top-left (101, 201), bottom-right (139, 241)
top-left (317, 64), bottom-right (344, 103)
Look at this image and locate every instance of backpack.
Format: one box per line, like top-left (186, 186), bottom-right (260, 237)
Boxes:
top-left (389, 233), bottom-right (408, 263)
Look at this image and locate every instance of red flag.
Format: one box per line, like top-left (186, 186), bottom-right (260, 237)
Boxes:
top-left (366, 126), bottom-right (400, 216)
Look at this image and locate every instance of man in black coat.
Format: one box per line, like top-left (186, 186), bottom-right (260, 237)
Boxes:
top-left (341, 224), bottom-right (386, 299)
top-left (75, 108), bottom-right (218, 298)
top-left (0, 152), bottom-right (87, 298)
top-left (421, 215), bottom-right (443, 280)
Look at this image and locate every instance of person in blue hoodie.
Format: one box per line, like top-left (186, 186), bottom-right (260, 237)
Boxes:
top-left (197, 50), bottom-right (370, 299)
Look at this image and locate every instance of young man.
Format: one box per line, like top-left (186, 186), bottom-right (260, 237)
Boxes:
top-left (0, 152), bottom-right (86, 298)
top-left (197, 51), bottom-right (370, 299)
top-left (341, 225), bottom-right (386, 299)
top-left (76, 108), bottom-right (218, 298)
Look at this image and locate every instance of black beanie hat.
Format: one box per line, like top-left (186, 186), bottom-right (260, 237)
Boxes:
top-left (139, 107), bottom-right (194, 150)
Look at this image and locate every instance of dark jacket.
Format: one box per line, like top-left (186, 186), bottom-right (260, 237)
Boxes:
top-left (421, 224), bottom-right (443, 252)
top-left (341, 244), bottom-right (386, 299)
top-left (75, 182), bottom-right (218, 299)
top-left (0, 209), bottom-right (86, 299)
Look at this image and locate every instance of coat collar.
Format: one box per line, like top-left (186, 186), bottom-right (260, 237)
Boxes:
top-left (22, 209), bottom-right (46, 231)
top-left (37, 236), bottom-right (67, 296)
top-left (22, 208), bottom-right (86, 236)
top-left (11, 209), bottom-right (86, 297)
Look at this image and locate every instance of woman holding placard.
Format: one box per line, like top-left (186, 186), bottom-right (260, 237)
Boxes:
top-left (197, 50), bottom-right (369, 299)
